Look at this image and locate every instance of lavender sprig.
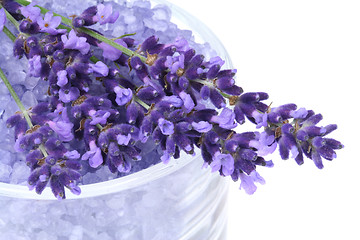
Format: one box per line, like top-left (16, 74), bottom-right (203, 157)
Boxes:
top-left (0, 0), bottom-right (343, 199)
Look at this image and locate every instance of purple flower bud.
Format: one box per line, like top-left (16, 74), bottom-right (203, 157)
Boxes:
top-left (136, 86), bottom-right (159, 102)
top-left (222, 85), bottom-right (243, 96)
top-left (234, 157), bottom-right (255, 175)
top-left (216, 76), bottom-right (234, 90)
top-left (209, 88), bottom-right (225, 108)
top-left (205, 131), bottom-right (220, 145)
top-left (178, 76), bottom-right (189, 90)
top-left (117, 158), bottom-right (131, 173)
top-left (302, 126), bottom-right (326, 137)
top-left (324, 138), bottom-right (344, 150)
top-left (158, 118), bottom-right (174, 135)
top-left (311, 150), bottom-right (324, 169)
top-left (302, 113), bottom-right (323, 126)
top-left (13, 36), bottom-right (26, 58)
top-left (50, 175), bottom-right (66, 200)
top-left (206, 64), bottom-right (221, 79)
top-left (200, 85), bottom-right (210, 100)
top-left (61, 29), bottom-right (90, 55)
top-left (174, 121), bottom-right (192, 133)
top-left (239, 92), bottom-right (269, 103)
top-left (173, 134), bottom-right (193, 153)
top-left (323, 124), bottom-right (337, 135)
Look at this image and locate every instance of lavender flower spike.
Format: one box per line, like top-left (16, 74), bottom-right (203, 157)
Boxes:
top-left (37, 12), bottom-right (67, 35)
top-left (0, 8), bottom-right (6, 32)
top-left (61, 29), bottom-right (90, 55)
top-left (96, 3), bottom-right (119, 25)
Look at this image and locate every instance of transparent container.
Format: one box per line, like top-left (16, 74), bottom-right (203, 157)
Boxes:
top-left (0, 0), bottom-right (232, 239)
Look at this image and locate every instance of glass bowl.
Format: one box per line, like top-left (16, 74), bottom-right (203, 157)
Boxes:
top-left (0, 0), bottom-right (232, 239)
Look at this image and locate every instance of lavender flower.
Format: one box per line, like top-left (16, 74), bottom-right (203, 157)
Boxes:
top-left (37, 11), bottom-right (66, 35)
top-left (211, 107), bottom-right (237, 129)
top-left (81, 140), bottom-right (103, 168)
top-left (20, 2), bottom-right (41, 22)
top-left (89, 61), bottom-right (109, 77)
top-left (96, 3), bottom-right (119, 25)
top-left (61, 29), bottom-right (90, 55)
top-left (210, 152), bottom-right (234, 176)
top-left (114, 87), bottom-right (133, 106)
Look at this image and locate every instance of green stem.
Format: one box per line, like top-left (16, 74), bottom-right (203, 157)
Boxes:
top-left (191, 79), bottom-right (233, 99)
top-left (0, 67), bottom-right (33, 127)
top-left (2, 26), bottom-right (16, 42)
top-left (79, 27), bottom-right (146, 62)
top-left (0, 66), bottom-right (48, 157)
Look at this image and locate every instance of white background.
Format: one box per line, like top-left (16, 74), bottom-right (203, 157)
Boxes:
top-left (166, 0), bottom-right (359, 239)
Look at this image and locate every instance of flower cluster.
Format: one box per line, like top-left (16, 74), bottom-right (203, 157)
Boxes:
top-left (0, 0), bottom-right (343, 199)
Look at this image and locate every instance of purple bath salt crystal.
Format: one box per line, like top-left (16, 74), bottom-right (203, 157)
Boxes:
top-left (0, 8), bottom-right (6, 32)
top-left (28, 55), bottom-right (42, 77)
